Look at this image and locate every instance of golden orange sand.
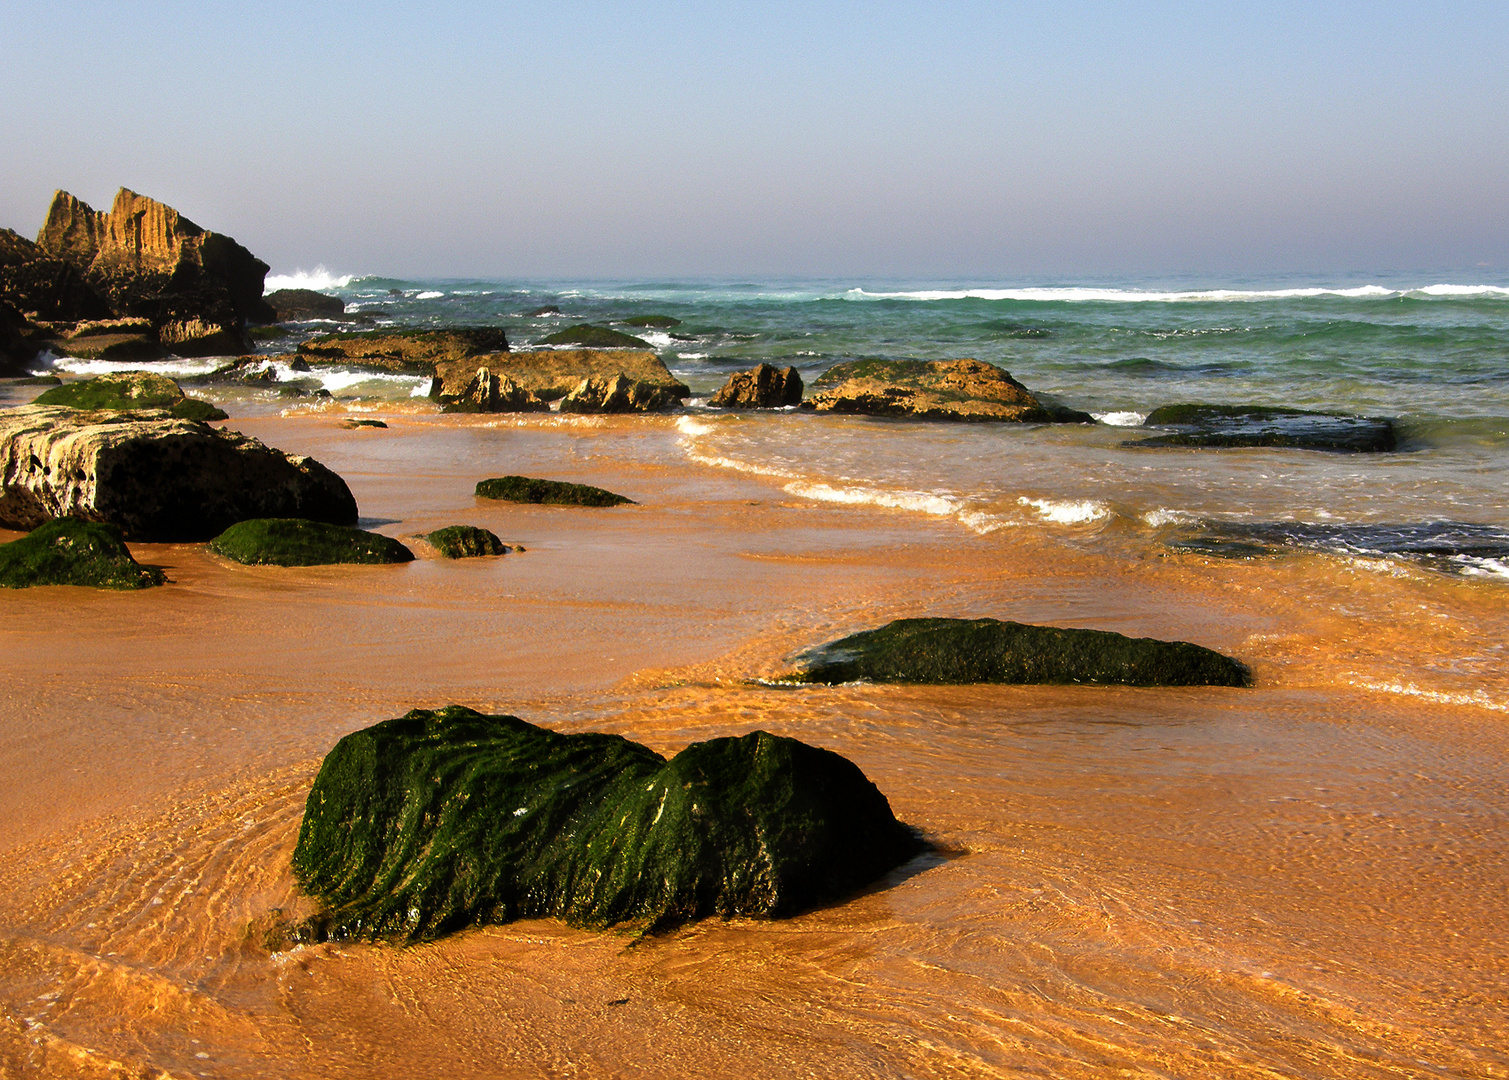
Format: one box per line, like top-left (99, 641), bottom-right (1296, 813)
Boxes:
top-left (0, 411), bottom-right (1505, 1078)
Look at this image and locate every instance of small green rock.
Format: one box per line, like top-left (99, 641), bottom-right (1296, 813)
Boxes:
top-left (426, 525), bottom-right (507, 558)
top-left (623, 315), bottom-right (682, 328)
top-left (475, 475), bottom-right (634, 507)
top-left (340, 418), bottom-right (388, 429)
top-left (0, 518), bottom-right (165, 589)
top-left (291, 706), bottom-right (923, 941)
top-left (208, 518), bottom-right (414, 567)
top-left (538, 323), bottom-right (652, 349)
top-left (787, 617), bottom-right (1251, 688)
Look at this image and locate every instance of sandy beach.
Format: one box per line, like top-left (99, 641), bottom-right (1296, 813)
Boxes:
top-left (1, 408), bottom-right (1504, 1078)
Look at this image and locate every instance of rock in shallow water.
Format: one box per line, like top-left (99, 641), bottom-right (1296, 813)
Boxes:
top-left (0, 518), bottom-right (164, 589)
top-left (805, 359), bottom-right (1092, 423)
top-left (1129, 404), bottom-right (1397, 452)
top-left (208, 518), bottom-right (414, 566)
top-left (291, 706), bottom-right (924, 941)
top-left (710, 363), bottom-right (804, 409)
top-left (785, 617), bottom-right (1251, 688)
top-left (558, 372), bottom-right (683, 413)
top-left (475, 475), bottom-right (634, 506)
top-left (33, 372), bottom-right (227, 422)
top-left (425, 524), bottom-right (508, 558)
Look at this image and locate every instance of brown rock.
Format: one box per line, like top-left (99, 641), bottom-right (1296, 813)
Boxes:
top-left (50, 333), bottom-right (167, 362)
top-left (0, 404), bottom-right (357, 541)
top-left (805, 358), bottom-right (1090, 423)
top-left (0, 227), bottom-right (113, 323)
top-left (0, 300), bottom-right (37, 377)
top-left (266, 288), bottom-right (346, 321)
top-left (710, 363), bottom-right (803, 409)
top-left (440, 366), bottom-right (549, 413)
top-left (298, 327), bottom-right (509, 374)
top-left (432, 348), bottom-right (689, 404)
top-left (558, 373), bottom-right (683, 414)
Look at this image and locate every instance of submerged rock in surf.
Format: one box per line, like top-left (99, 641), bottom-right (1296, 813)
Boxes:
top-left (426, 524), bottom-right (509, 558)
top-left (437, 367), bottom-right (549, 413)
top-left (33, 371), bottom-right (228, 421)
top-left (558, 372), bottom-right (684, 413)
top-left (475, 475), bottom-right (634, 506)
top-left (710, 363), bottom-right (804, 409)
top-left (208, 518), bottom-right (413, 567)
top-left (1129, 404), bottom-right (1397, 452)
top-left (0, 517), bottom-right (164, 589)
top-left (0, 405), bottom-right (356, 540)
top-left (805, 359), bottom-right (1092, 423)
top-left (1167, 519), bottom-right (1509, 577)
top-left (784, 617), bottom-right (1251, 688)
top-left (291, 705), bottom-right (924, 941)
top-left (538, 322), bottom-right (651, 349)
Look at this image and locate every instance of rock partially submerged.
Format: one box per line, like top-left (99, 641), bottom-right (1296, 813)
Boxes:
top-left (806, 359), bottom-right (1091, 423)
top-left (1129, 404), bottom-right (1397, 452)
top-left (431, 348), bottom-right (689, 407)
top-left (291, 706), bottom-right (923, 940)
top-left (436, 367), bottom-right (549, 413)
top-left (539, 323), bottom-right (651, 349)
top-left (623, 315), bottom-right (681, 328)
top-left (266, 288), bottom-right (345, 321)
top-left (0, 405), bottom-right (357, 540)
top-left (711, 363), bottom-right (804, 409)
top-left (297, 328), bottom-right (510, 374)
top-left (475, 475), bottom-right (634, 506)
top-left (785, 617), bottom-right (1251, 688)
top-left (558, 373), bottom-right (683, 413)
top-left (33, 372), bottom-right (228, 422)
top-left (209, 518), bottom-right (413, 566)
top-left (426, 525), bottom-right (509, 558)
top-left (0, 518), bottom-right (164, 589)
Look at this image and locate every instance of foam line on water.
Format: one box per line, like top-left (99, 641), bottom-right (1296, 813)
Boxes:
top-left (1093, 411), bottom-right (1147, 427)
top-left (1351, 678), bottom-right (1509, 714)
top-left (1018, 497), bottom-right (1112, 524)
top-left (842, 284), bottom-right (1509, 303)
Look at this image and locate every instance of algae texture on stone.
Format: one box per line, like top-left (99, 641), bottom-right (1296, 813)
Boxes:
top-left (538, 323), bottom-right (652, 349)
top-left (787, 617), bottom-right (1251, 688)
top-left (208, 518), bottom-right (414, 567)
top-left (426, 525), bottom-right (508, 558)
top-left (291, 706), bottom-right (923, 942)
top-left (34, 372), bottom-right (228, 421)
top-left (475, 475), bottom-right (634, 506)
top-left (0, 517), bottom-right (165, 589)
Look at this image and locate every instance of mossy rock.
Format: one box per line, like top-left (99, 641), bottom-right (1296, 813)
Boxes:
top-left (33, 372), bottom-right (227, 421)
top-left (538, 323), bottom-right (652, 349)
top-left (786, 617), bottom-right (1251, 688)
top-left (8, 375), bottom-right (63, 386)
top-left (623, 315), bottom-right (682, 328)
top-left (0, 518), bottom-right (165, 589)
top-left (208, 518), bottom-right (414, 567)
top-left (340, 418), bottom-right (388, 429)
top-left (426, 525), bottom-right (507, 558)
top-left (1131, 404), bottom-right (1397, 452)
top-left (291, 706), bottom-right (923, 941)
top-left (475, 475), bottom-right (634, 507)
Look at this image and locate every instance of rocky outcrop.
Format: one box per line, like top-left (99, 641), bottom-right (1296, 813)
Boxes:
top-left (0, 228), bottom-right (113, 325)
top-left (425, 525), bottom-right (510, 558)
top-left (208, 518), bottom-right (413, 566)
top-left (538, 323), bottom-right (651, 348)
top-left (0, 518), bottom-right (165, 590)
top-left (0, 405), bottom-right (357, 541)
top-left (0, 300), bottom-right (39, 377)
top-left (266, 288), bottom-right (345, 321)
top-left (34, 372), bottom-right (228, 422)
top-left (438, 367), bottom-right (548, 413)
top-left (710, 363), bottom-right (803, 409)
top-left (431, 348), bottom-right (689, 405)
top-left (290, 705), bottom-right (923, 940)
top-left (805, 359), bottom-right (1091, 423)
top-left (784, 617), bottom-right (1252, 688)
top-left (1128, 404), bottom-right (1398, 452)
top-left (475, 475), bottom-right (634, 506)
top-left (33, 188), bottom-right (274, 352)
top-left (297, 327), bottom-right (509, 374)
top-left (559, 373), bottom-right (683, 413)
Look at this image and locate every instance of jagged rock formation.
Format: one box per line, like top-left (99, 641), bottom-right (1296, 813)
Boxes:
top-left (710, 363), bottom-right (804, 409)
top-left (805, 359), bottom-right (1091, 423)
top-left (0, 405), bottom-right (357, 541)
top-left (439, 367), bottom-right (549, 413)
top-left (266, 288), bottom-right (345, 321)
top-left (296, 327), bottom-right (509, 374)
top-left (431, 348), bottom-right (689, 405)
top-left (558, 373), bottom-right (683, 413)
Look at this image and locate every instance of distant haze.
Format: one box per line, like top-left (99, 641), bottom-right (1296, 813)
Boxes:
top-left (4, 1), bottom-right (1507, 279)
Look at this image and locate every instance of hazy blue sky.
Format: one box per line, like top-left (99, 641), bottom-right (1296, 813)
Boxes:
top-left (4, 1), bottom-right (1507, 279)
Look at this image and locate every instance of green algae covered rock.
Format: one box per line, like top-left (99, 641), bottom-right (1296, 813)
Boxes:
top-left (623, 315), bottom-right (681, 328)
top-left (786, 617), bottom-right (1251, 688)
top-left (426, 524), bottom-right (508, 558)
top-left (0, 517), bottom-right (164, 589)
top-left (208, 518), bottom-right (414, 566)
top-left (291, 706), bottom-right (923, 941)
top-left (33, 371), bottom-right (228, 421)
top-left (538, 323), bottom-right (652, 349)
top-left (475, 475), bottom-right (634, 506)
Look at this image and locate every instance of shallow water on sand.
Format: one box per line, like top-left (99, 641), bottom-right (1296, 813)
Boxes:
top-left (1, 412), bottom-right (1506, 1078)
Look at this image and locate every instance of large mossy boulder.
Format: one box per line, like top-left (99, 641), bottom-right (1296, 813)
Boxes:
top-left (475, 475), bottom-right (634, 506)
top-left (291, 706), bottom-right (923, 941)
top-left (426, 524), bottom-right (509, 558)
top-left (806, 359), bottom-right (1091, 423)
top-left (297, 327), bottom-right (510, 374)
top-left (710, 363), bottom-right (804, 409)
top-left (785, 617), bottom-right (1252, 687)
top-left (208, 518), bottom-right (413, 566)
top-left (431, 348), bottom-right (689, 405)
top-left (539, 322), bottom-right (651, 349)
top-left (0, 518), bottom-right (164, 589)
top-left (0, 405), bottom-right (357, 540)
top-left (33, 371), bottom-right (228, 421)
top-left (1128, 404), bottom-right (1397, 452)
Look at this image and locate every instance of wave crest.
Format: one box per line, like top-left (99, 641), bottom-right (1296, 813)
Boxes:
top-left (264, 266), bottom-right (355, 293)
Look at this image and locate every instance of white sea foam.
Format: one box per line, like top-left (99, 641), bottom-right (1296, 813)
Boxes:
top-left (264, 267), bottom-right (353, 293)
top-left (1352, 678), bottom-right (1509, 714)
top-left (49, 356), bottom-right (229, 377)
top-left (1018, 497), bottom-right (1112, 524)
top-left (786, 481), bottom-right (961, 517)
top-left (842, 284), bottom-right (1509, 303)
top-left (674, 415), bottom-right (719, 437)
top-left (639, 331), bottom-right (674, 349)
top-left (1143, 508), bottom-right (1199, 527)
top-left (676, 352), bottom-right (708, 360)
top-left (1093, 410), bottom-right (1147, 427)
top-left (309, 369), bottom-right (432, 394)
top-left (1415, 284), bottom-right (1509, 297)
top-left (416, 291), bottom-right (444, 300)
top-left (1455, 556), bottom-right (1509, 578)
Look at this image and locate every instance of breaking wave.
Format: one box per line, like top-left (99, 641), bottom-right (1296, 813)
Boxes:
top-left (263, 267), bottom-right (355, 293)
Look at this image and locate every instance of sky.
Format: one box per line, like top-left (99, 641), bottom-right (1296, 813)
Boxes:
top-left (3, 1), bottom-right (1507, 280)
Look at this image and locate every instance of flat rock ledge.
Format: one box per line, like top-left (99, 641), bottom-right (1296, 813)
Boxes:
top-left (1128, 404), bottom-right (1398, 453)
top-left (290, 706), bottom-right (924, 941)
top-left (0, 405), bottom-right (357, 541)
top-left (784, 617), bottom-right (1252, 688)
top-left (475, 475), bottom-right (634, 507)
top-left (0, 518), bottom-right (164, 589)
top-left (805, 359), bottom-right (1092, 423)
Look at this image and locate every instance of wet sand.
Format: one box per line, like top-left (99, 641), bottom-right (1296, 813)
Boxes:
top-left (1, 411), bottom-right (1505, 1078)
